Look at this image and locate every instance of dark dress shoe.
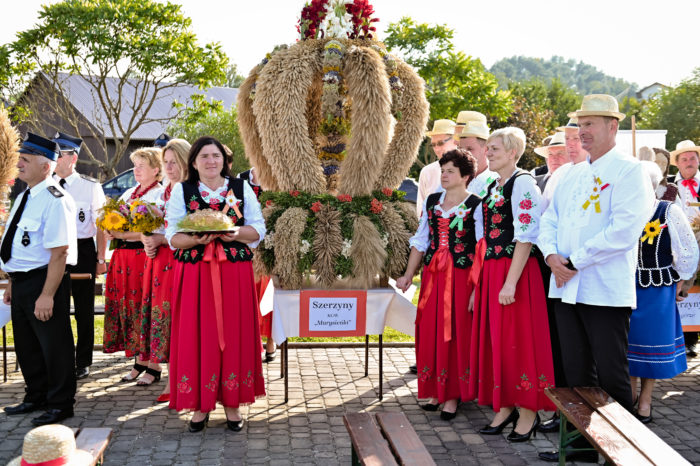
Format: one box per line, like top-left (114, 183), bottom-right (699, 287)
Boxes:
top-left (188, 413), bottom-right (209, 432)
top-left (479, 409), bottom-right (519, 435)
top-left (440, 410), bottom-right (458, 421)
top-left (227, 418), bottom-right (245, 432)
top-left (538, 413), bottom-right (560, 433)
top-left (507, 413), bottom-right (540, 442)
top-left (31, 408), bottom-right (74, 426)
top-left (538, 449), bottom-right (599, 463)
top-left (76, 367), bottom-right (90, 380)
top-left (420, 402), bottom-right (440, 412)
top-left (4, 401), bottom-right (46, 415)
top-left (409, 365), bottom-right (417, 374)
top-left (635, 406), bottom-right (653, 424)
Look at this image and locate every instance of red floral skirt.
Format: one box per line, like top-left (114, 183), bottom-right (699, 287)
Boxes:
top-left (256, 276), bottom-right (272, 339)
top-left (139, 246), bottom-right (176, 364)
top-left (103, 248), bottom-right (148, 356)
top-left (415, 256), bottom-right (475, 403)
top-left (469, 256), bottom-right (556, 412)
top-left (169, 259), bottom-right (265, 412)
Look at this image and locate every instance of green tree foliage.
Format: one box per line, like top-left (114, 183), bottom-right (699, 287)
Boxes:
top-left (384, 17), bottom-right (512, 123)
top-left (640, 68), bottom-right (700, 148)
top-left (168, 106), bottom-right (249, 176)
top-left (217, 64), bottom-right (246, 89)
top-left (2, 0), bottom-right (227, 177)
top-left (618, 96), bottom-right (646, 131)
top-left (507, 78), bottom-right (582, 129)
top-left (491, 56), bottom-right (636, 97)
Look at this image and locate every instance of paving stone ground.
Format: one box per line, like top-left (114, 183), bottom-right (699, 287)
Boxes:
top-left (2, 347), bottom-right (700, 465)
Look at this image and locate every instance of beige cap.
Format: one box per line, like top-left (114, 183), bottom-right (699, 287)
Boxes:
top-left (670, 140), bottom-right (700, 166)
top-left (426, 119), bottom-right (456, 137)
top-left (568, 94), bottom-right (625, 121)
top-left (534, 132), bottom-right (566, 158)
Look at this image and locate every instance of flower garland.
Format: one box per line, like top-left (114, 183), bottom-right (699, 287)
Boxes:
top-left (371, 45), bottom-right (405, 120)
top-left (297, 0), bottom-right (378, 40)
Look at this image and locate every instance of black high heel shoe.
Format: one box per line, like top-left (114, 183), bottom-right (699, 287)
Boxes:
top-left (226, 415), bottom-right (246, 432)
top-left (479, 409), bottom-right (519, 435)
top-left (121, 362), bottom-right (147, 382)
top-left (507, 413), bottom-right (540, 442)
top-left (420, 402), bottom-right (440, 412)
top-left (440, 401), bottom-right (460, 420)
top-left (188, 413), bottom-right (209, 432)
top-left (635, 405), bottom-right (653, 424)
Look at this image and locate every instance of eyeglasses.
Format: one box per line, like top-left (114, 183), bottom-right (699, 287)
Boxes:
top-left (430, 137), bottom-right (453, 148)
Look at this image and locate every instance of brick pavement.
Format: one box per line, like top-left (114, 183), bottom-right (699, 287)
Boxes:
top-left (1, 347), bottom-right (700, 465)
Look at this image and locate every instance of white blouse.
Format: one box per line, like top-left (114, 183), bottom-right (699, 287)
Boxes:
top-left (409, 191), bottom-right (483, 252)
top-left (473, 170), bottom-right (543, 244)
top-left (663, 201), bottom-right (700, 280)
top-left (165, 178), bottom-right (266, 249)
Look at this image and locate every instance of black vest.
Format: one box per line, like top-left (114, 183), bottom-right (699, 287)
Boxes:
top-left (173, 178), bottom-right (253, 264)
top-left (238, 170), bottom-right (263, 200)
top-left (636, 201), bottom-right (680, 287)
top-left (423, 193), bottom-right (481, 269)
top-left (482, 170), bottom-right (536, 261)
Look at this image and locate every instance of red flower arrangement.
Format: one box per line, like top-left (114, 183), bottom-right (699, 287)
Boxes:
top-left (311, 201), bottom-right (323, 213)
top-left (370, 198), bottom-right (383, 213)
top-left (290, 190), bottom-right (300, 197)
top-left (337, 194), bottom-right (353, 202)
top-left (381, 187), bottom-right (393, 197)
top-left (297, 0), bottom-right (329, 39)
top-left (297, 0), bottom-right (379, 40)
top-left (345, 0), bottom-right (379, 39)
top-left (265, 200), bottom-right (274, 207)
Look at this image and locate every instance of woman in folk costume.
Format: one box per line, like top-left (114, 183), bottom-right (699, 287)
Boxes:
top-left (470, 127), bottom-right (555, 442)
top-left (166, 136), bottom-right (266, 432)
top-left (138, 139), bottom-right (190, 401)
top-left (103, 148), bottom-right (165, 381)
top-left (628, 161), bottom-right (698, 423)
top-left (396, 149), bottom-right (482, 420)
top-left (238, 166), bottom-right (276, 362)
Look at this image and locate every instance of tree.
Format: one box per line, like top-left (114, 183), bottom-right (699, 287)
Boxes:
top-left (639, 68), bottom-right (700, 148)
top-left (3, 0), bottom-right (227, 177)
top-left (168, 106), bottom-right (249, 176)
top-left (507, 78), bottom-right (582, 129)
top-left (218, 64), bottom-right (246, 89)
top-left (384, 17), bottom-right (512, 123)
top-left (618, 96), bottom-right (646, 131)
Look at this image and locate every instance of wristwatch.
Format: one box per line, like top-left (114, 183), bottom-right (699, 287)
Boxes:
top-left (564, 258), bottom-right (577, 271)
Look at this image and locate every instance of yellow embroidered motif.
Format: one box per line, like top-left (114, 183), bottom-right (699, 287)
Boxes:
top-left (640, 219), bottom-right (664, 245)
top-left (582, 177), bottom-right (609, 213)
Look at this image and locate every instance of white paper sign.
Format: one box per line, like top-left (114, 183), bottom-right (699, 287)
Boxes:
top-left (308, 297), bottom-right (358, 332)
top-left (677, 292), bottom-right (700, 328)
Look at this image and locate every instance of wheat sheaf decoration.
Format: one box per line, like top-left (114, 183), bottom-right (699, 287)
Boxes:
top-left (240, 0), bottom-right (428, 289)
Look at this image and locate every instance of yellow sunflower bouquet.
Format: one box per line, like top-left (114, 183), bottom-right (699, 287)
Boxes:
top-left (97, 198), bottom-right (130, 232)
top-left (129, 200), bottom-right (164, 235)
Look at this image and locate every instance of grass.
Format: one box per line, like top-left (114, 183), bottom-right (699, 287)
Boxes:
top-left (3, 277), bottom-right (422, 346)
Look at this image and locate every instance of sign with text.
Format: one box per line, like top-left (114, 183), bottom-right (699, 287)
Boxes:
top-left (299, 290), bottom-right (367, 337)
top-left (678, 286), bottom-right (700, 331)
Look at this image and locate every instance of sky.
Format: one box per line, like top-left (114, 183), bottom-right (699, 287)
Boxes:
top-left (2, 0), bottom-right (697, 88)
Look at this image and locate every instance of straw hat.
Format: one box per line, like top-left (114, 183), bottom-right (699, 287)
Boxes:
top-left (455, 121), bottom-right (489, 140)
top-left (567, 94), bottom-right (625, 121)
top-left (670, 140), bottom-right (700, 166)
top-left (8, 425), bottom-right (93, 466)
top-left (556, 118), bottom-right (578, 132)
top-left (426, 119), bottom-right (456, 137)
top-left (534, 132), bottom-right (566, 158)
top-left (456, 111), bottom-right (487, 126)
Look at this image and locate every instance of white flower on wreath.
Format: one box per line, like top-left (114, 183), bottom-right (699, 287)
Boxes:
top-left (380, 234), bottom-right (389, 249)
top-left (341, 238), bottom-right (353, 257)
top-left (300, 239), bottom-right (311, 255)
top-left (319, 0), bottom-right (354, 38)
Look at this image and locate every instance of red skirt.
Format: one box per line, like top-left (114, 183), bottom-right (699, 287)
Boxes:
top-left (103, 248), bottom-right (148, 356)
top-left (469, 256), bottom-right (556, 412)
top-left (415, 255), bottom-right (475, 403)
top-left (139, 246), bottom-right (176, 363)
top-left (169, 258), bottom-right (265, 412)
top-left (256, 276), bottom-right (272, 339)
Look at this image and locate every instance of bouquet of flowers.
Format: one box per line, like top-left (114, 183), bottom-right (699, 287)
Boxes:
top-left (129, 200), bottom-right (165, 235)
top-left (96, 198), bottom-right (130, 232)
top-left (177, 209), bottom-right (237, 233)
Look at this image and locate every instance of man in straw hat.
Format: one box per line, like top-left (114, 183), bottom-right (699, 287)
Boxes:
top-left (2, 133), bottom-right (78, 426)
top-left (538, 95), bottom-right (654, 462)
top-left (8, 424), bottom-right (93, 466)
top-left (669, 139), bottom-right (700, 357)
top-left (417, 119), bottom-right (457, 217)
top-left (533, 132), bottom-right (570, 194)
top-left (454, 112), bottom-right (497, 198)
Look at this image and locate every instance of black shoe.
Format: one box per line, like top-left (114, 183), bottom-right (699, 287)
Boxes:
top-left (538, 413), bottom-right (560, 433)
top-left (188, 413), bottom-right (209, 432)
top-left (265, 350), bottom-right (277, 363)
top-left (479, 409), bottom-right (519, 435)
top-left (409, 365), bottom-right (417, 374)
top-left (227, 418), bottom-right (245, 432)
top-left (31, 408), bottom-right (74, 426)
top-left (76, 367), bottom-right (90, 380)
top-left (4, 401), bottom-right (47, 415)
top-left (420, 402), bottom-right (440, 412)
top-left (635, 406), bottom-right (653, 424)
top-left (440, 410), bottom-right (458, 421)
top-left (136, 367), bottom-right (162, 386)
top-left (538, 450), bottom-right (599, 463)
top-left (686, 344), bottom-right (697, 358)
top-left (507, 413), bottom-right (540, 442)
top-left (121, 362), bottom-right (148, 382)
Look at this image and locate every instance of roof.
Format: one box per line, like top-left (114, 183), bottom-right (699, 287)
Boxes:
top-left (49, 72), bottom-right (238, 140)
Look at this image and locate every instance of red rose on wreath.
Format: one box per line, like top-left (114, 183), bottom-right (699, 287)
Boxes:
top-left (454, 243), bottom-right (465, 253)
top-left (337, 194), bottom-right (353, 202)
top-left (310, 201), bottom-right (322, 213)
top-left (456, 229), bottom-right (466, 238)
top-left (370, 198), bottom-right (383, 213)
top-left (382, 187), bottom-right (393, 197)
top-left (519, 199), bottom-right (533, 210)
top-left (489, 229), bottom-right (501, 239)
top-left (518, 213), bottom-right (532, 224)
top-left (491, 213), bottom-right (503, 224)
top-left (188, 200), bottom-right (199, 210)
top-left (265, 200), bottom-right (273, 207)
top-left (290, 190), bottom-right (300, 197)
top-left (494, 245), bottom-right (503, 254)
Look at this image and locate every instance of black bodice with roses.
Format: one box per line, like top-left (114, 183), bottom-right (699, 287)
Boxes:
top-left (173, 177), bottom-right (254, 264)
top-left (423, 193), bottom-right (482, 268)
top-left (482, 170), bottom-right (537, 260)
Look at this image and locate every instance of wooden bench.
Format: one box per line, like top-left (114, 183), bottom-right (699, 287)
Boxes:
top-left (546, 387), bottom-right (691, 465)
top-left (71, 427), bottom-right (113, 465)
top-left (344, 412), bottom-right (435, 466)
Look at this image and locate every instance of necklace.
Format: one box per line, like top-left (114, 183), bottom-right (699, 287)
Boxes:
top-left (130, 180), bottom-right (160, 200)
